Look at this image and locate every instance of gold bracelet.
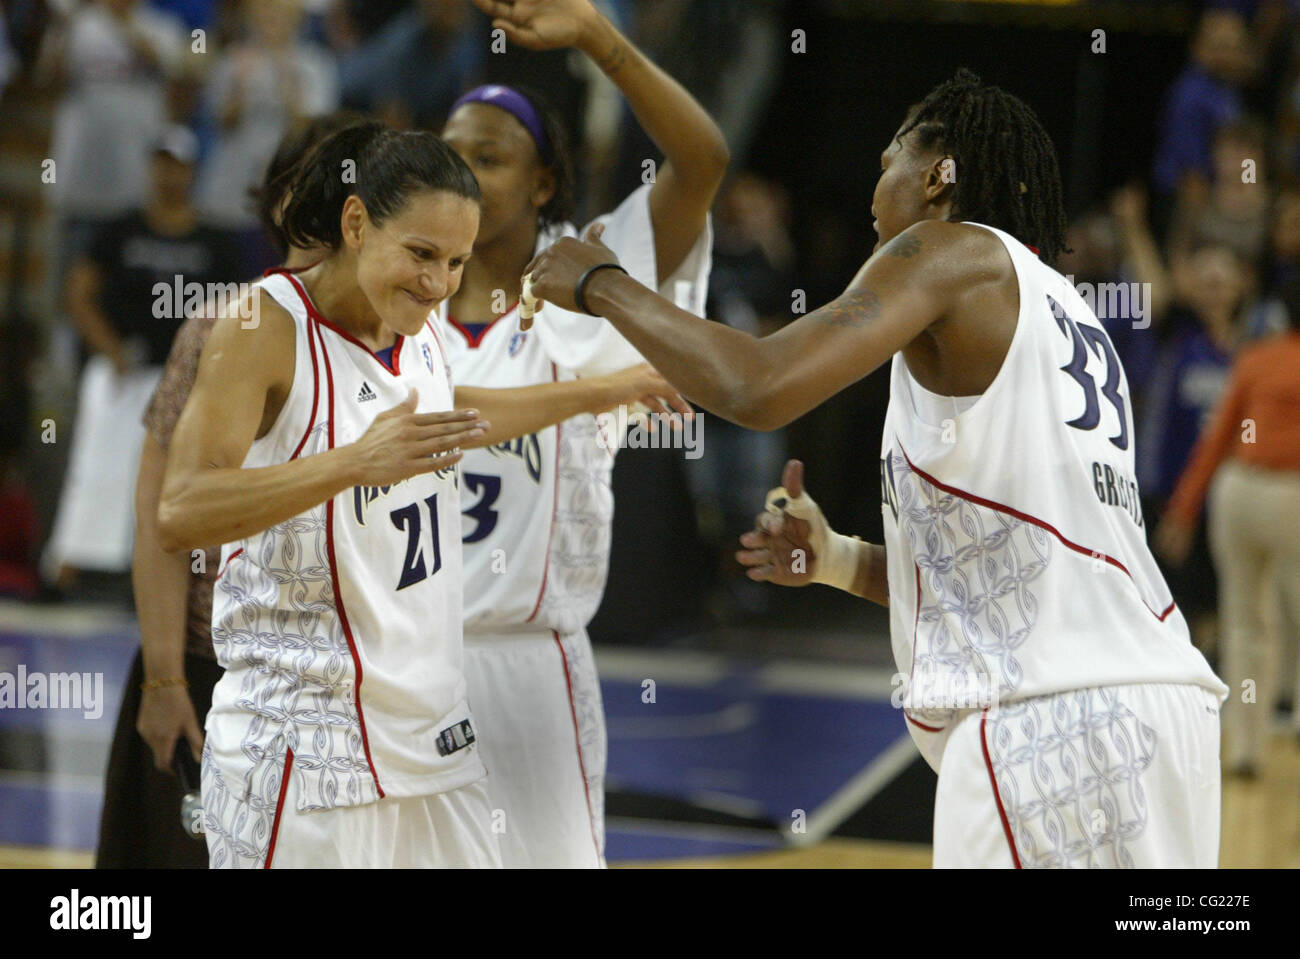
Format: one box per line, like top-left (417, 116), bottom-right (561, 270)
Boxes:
top-left (141, 677), bottom-right (189, 692)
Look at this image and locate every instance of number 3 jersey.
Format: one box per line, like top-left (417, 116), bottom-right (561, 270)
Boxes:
top-left (880, 222), bottom-right (1227, 749)
top-left (437, 184), bottom-right (712, 636)
top-left (207, 270), bottom-right (483, 812)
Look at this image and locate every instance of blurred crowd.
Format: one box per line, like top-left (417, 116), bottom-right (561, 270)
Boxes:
top-left (0, 0), bottom-right (789, 604)
top-left (0, 2), bottom-right (1297, 761)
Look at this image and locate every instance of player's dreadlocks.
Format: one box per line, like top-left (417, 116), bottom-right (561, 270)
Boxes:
top-left (898, 68), bottom-right (1069, 263)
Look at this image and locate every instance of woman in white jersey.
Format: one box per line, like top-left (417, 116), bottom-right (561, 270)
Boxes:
top-left (436, 0), bottom-right (728, 866)
top-left (526, 70), bottom-right (1230, 868)
top-left (157, 122), bottom-right (501, 868)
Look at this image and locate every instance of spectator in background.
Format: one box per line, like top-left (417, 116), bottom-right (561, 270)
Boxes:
top-left (1265, 186), bottom-right (1300, 289)
top-left (39, 0), bottom-right (187, 292)
top-left (339, 0), bottom-right (483, 130)
top-left (194, 0), bottom-right (337, 273)
top-left (0, 10), bottom-right (18, 97)
top-left (1169, 118), bottom-right (1273, 270)
top-left (1156, 277), bottom-right (1300, 777)
top-left (1138, 242), bottom-right (1251, 652)
top-left (687, 174), bottom-right (796, 619)
top-left (43, 126), bottom-right (240, 597)
top-left (1151, 8), bottom-right (1253, 236)
top-left (0, 318), bottom-right (41, 601)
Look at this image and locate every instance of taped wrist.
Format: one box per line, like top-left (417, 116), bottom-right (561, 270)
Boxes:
top-left (763, 486), bottom-right (861, 592)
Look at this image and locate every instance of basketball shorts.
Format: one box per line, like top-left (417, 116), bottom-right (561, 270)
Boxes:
top-left (921, 682), bottom-right (1222, 868)
top-left (463, 628), bottom-right (606, 868)
top-left (201, 742), bottom-right (502, 868)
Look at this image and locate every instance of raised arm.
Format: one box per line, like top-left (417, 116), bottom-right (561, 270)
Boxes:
top-left (526, 219), bottom-right (966, 430)
top-left (157, 291), bottom-right (486, 552)
top-left (477, 0), bottom-right (729, 280)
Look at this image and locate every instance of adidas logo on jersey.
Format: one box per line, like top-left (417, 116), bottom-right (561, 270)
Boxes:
top-left (357, 382), bottom-right (377, 403)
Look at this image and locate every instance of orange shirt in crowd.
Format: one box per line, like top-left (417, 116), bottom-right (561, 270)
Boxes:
top-left (1165, 331), bottom-right (1300, 526)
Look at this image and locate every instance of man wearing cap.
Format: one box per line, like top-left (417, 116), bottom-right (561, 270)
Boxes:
top-left (44, 125), bottom-right (241, 597)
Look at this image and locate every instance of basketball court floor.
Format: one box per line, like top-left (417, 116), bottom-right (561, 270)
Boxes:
top-left (1, 600), bottom-right (1295, 868)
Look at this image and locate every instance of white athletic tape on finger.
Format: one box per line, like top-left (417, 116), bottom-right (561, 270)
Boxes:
top-left (763, 485), bottom-right (860, 592)
top-left (519, 273), bottom-right (537, 329)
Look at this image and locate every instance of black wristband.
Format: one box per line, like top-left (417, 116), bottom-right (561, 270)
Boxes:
top-left (574, 262), bottom-right (628, 315)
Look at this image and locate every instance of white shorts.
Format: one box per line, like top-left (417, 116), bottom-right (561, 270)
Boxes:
top-left (464, 629), bottom-right (606, 867)
top-left (201, 742), bottom-right (501, 868)
top-left (930, 683), bottom-right (1222, 868)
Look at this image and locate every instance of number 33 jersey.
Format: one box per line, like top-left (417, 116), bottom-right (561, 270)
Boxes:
top-left (207, 270), bottom-right (483, 812)
top-left (879, 222), bottom-right (1227, 740)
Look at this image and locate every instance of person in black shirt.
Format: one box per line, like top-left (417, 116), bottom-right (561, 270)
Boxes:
top-left (44, 126), bottom-right (240, 595)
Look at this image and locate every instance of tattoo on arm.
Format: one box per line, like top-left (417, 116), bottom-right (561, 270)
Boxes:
top-left (813, 287), bottom-right (881, 328)
top-left (598, 39), bottom-right (626, 74)
top-left (882, 232), bottom-right (922, 258)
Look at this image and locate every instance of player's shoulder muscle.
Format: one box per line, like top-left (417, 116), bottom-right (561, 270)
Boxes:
top-left (190, 288), bottom-right (297, 434)
top-left (878, 220), bottom-right (1009, 286)
top-left (197, 288), bottom-right (295, 387)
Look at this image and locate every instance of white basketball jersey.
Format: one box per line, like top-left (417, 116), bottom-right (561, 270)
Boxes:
top-left (438, 184), bottom-right (712, 635)
top-left (208, 270), bottom-right (484, 812)
top-left (880, 223), bottom-right (1227, 739)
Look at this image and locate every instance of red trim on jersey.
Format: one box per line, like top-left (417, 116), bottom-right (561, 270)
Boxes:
top-left (445, 303), bottom-right (519, 350)
top-left (1026, 245), bottom-right (1040, 256)
top-left (446, 316), bottom-right (493, 349)
top-left (215, 548), bottom-right (244, 581)
top-left (899, 446), bottom-right (1177, 622)
top-left (423, 316), bottom-right (451, 378)
top-left (906, 714), bottom-right (945, 733)
top-left (280, 271), bottom-right (404, 376)
top-left (980, 710), bottom-right (1022, 868)
top-left (263, 747), bottom-right (294, 868)
top-left (317, 330), bottom-right (385, 799)
top-left (263, 262), bottom-right (319, 279)
top-left (525, 363), bottom-right (563, 624)
top-left (553, 630), bottom-right (602, 864)
top-left (289, 309), bottom-right (322, 461)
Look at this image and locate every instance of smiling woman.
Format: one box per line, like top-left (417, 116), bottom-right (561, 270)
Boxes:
top-left (155, 121), bottom-right (504, 868)
top-left (277, 122), bottom-right (483, 345)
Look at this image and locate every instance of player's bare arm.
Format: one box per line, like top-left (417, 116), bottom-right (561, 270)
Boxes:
top-left (455, 363), bottom-right (690, 449)
top-left (133, 433), bottom-right (205, 769)
top-left (476, 0), bottom-right (729, 281)
top-left (157, 290), bottom-right (487, 552)
top-left (526, 218), bottom-right (1007, 430)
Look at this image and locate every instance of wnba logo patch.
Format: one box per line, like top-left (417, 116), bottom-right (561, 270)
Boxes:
top-left (508, 331), bottom-right (527, 357)
top-left (421, 344), bottom-right (435, 372)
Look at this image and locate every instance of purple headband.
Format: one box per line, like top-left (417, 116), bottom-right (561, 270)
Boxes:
top-left (450, 85), bottom-right (553, 164)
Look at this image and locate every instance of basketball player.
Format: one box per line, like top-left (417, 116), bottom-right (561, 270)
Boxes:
top-left (436, 0), bottom-right (727, 866)
top-left (157, 122), bottom-right (499, 868)
top-left (524, 69), bottom-right (1230, 868)
top-left (110, 114), bottom-right (684, 867)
